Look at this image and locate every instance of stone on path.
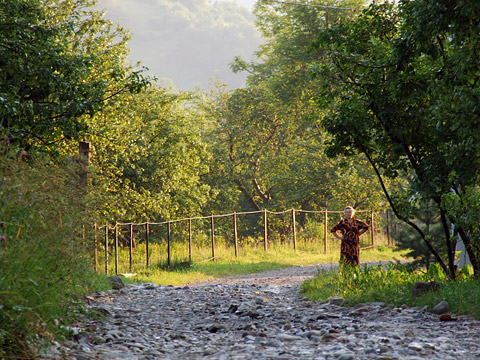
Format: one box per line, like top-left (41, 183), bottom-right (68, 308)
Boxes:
top-left (412, 281), bottom-right (440, 297)
top-left (433, 300), bottom-right (449, 314)
top-left (329, 296), bottom-right (344, 306)
top-left (108, 275), bottom-right (125, 290)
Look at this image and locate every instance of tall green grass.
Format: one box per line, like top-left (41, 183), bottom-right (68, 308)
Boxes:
top-left (300, 263), bottom-right (480, 319)
top-left (0, 151), bottom-right (109, 359)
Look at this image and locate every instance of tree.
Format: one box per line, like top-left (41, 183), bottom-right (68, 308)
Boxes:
top-left (210, 0), bottom-right (384, 214)
top-left (313, 1), bottom-right (480, 276)
top-left (86, 87), bottom-right (211, 223)
top-left (193, 2), bottom-right (386, 239)
top-left (0, 0), bottom-right (150, 154)
top-left (394, 196), bottom-right (446, 270)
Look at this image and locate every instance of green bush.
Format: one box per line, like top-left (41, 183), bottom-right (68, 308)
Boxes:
top-left (0, 149), bottom-right (108, 359)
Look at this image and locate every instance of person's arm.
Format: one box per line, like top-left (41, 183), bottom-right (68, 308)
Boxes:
top-left (332, 231), bottom-right (344, 240)
top-left (330, 222), bottom-right (344, 240)
top-left (357, 220), bottom-right (369, 236)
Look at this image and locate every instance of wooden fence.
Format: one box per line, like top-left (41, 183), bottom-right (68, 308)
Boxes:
top-left (90, 208), bottom-right (394, 275)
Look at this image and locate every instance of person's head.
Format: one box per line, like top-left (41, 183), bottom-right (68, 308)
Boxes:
top-left (344, 206), bottom-right (355, 219)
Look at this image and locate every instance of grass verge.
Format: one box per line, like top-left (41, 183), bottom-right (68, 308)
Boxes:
top-left (300, 263), bottom-right (480, 319)
top-left (0, 151), bottom-right (111, 359)
top-left (109, 243), bottom-right (409, 286)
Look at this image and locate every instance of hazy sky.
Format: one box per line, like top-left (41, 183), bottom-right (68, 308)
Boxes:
top-left (97, 0), bottom-right (262, 90)
top-left (214, 0), bottom-right (257, 9)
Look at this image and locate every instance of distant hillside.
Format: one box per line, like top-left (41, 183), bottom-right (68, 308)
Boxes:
top-left (97, 0), bottom-right (263, 90)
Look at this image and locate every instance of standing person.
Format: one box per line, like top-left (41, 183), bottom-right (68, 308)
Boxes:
top-left (330, 206), bottom-right (369, 267)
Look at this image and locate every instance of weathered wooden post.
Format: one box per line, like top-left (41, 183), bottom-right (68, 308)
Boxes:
top-left (145, 222), bottom-right (150, 268)
top-left (94, 223), bottom-right (98, 272)
top-left (211, 214), bottom-right (215, 260)
top-left (371, 210), bottom-right (375, 249)
top-left (167, 221), bottom-right (171, 268)
top-left (78, 141), bottom-right (90, 186)
top-left (292, 209), bottom-right (297, 251)
top-left (324, 208), bottom-right (328, 254)
top-left (104, 224), bottom-right (108, 274)
top-left (233, 212), bottom-right (238, 258)
top-left (264, 209), bottom-right (268, 251)
top-left (386, 210), bottom-right (391, 247)
top-left (129, 223), bottom-right (134, 272)
top-left (114, 223), bottom-right (118, 275)
top-left (188, 218), bottom-right (192, 262)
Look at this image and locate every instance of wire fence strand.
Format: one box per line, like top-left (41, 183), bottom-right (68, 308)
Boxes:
top-left (89, 208), bottom-right (393, 275)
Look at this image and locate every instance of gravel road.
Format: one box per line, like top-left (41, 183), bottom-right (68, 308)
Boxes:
top-left (42, 262), bottom-right (480, 360)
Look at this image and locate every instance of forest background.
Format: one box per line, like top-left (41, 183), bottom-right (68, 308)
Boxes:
top-left (1, 0), bottom-right (480, 357)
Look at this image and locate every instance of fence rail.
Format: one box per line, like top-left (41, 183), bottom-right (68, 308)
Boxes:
top-left (90, 208), bottom-right (393, 275)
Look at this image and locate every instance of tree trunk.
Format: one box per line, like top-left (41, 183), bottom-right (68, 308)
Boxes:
top-left (439, 209), bottom-right (456, 278)
top-left (235, 179), bottom-right (261, 211)
top-left (457, 227), bottom-right (480, 276)
top-left (360, 145), bottom-right (449, 275)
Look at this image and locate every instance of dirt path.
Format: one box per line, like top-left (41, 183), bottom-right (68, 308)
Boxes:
top-left (45, 261), bottom-right (480, 360)
top-left (187, 260), bottom-right (401, 287)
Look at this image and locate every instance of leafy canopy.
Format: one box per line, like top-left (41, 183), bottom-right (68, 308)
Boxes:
top-left (0, 0), bottom-right (150, 154)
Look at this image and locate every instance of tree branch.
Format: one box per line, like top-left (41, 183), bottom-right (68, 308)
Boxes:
top-left (439, 208), bottom-right (456, 278)
top-left (235, 179), bottom-right (261, 211)
top-left (252, 178), bottom-right (271, 202)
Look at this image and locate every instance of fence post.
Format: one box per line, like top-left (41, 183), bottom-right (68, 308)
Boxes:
top-left (104, 224), bottom-right (108, 275)
top-left (264, 209), bottom-right (268, 251)
top-left (233, 212), bottom-right (238, 258)
top-left (386, 210), bottom-right (391, 247)
top-left (211, 214), bottom-right (215, 260)
top-left (188, 218), bottom-right (192, 262)
top-left (324, 208), bottom-right (328, 254)
top-left (78, 141), bottom-right (90, 185)
top-left (167, 221), bottom-right (171, 268)
top-left (94, 223), bottom-right (98, 272)
top-left (145, 222), bottom-right (149, 268)
top-left (114, 223), bottom-right (118, 275)
top-left (129, 223), bottom-right (134, 272)
top-left (292, 209), bottom-right (297, 251)
top-left (370, 210), bottom-right (375, 249)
